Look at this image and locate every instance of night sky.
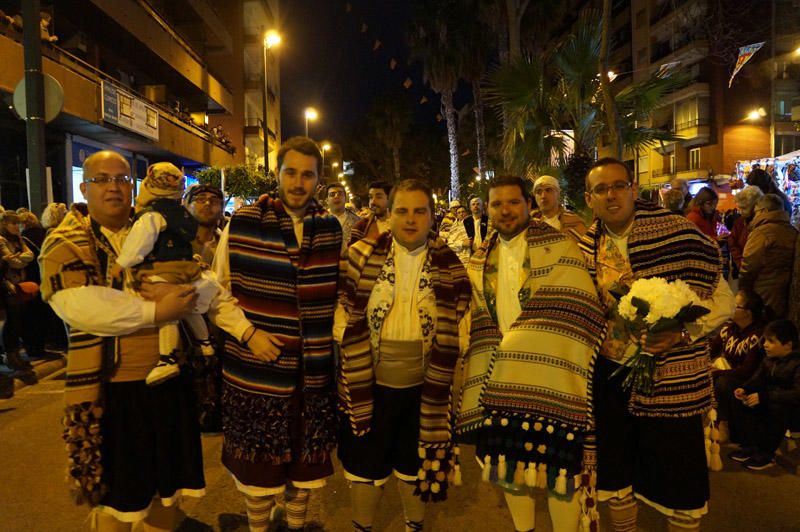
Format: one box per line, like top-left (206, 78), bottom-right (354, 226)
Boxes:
top-left (278, 0), bottom-right (440, 143)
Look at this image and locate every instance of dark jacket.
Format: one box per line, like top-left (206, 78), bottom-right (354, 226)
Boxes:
top-left (743, 351), bottom-right (800, 409)
top-left (740, 209), bottom-right (798, 318)
top-left (463, 214), bottom-right (488, 241)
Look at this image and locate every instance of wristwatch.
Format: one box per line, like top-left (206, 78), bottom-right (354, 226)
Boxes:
top-left (679, 326), bottom-right (692, 345)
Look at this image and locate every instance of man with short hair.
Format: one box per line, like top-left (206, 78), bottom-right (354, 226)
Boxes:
top-left (578, 158), bottom-right (734, 532)
top-left (350, 181), bottom-right (392, 244)
top-left (213, 136), bottom-right (342, 532)
top-left (326, 182), bottom-right (361, 253)
top-left (183, 182), bottom-right (226, 432)
top-left (184, 183), bottom-right (224, 265)
top-left (456, 176), bottom-right (606, 532)
top-left (740, 193), bottom-right (797, 319)
top-left (531, 175), bottom-right (587, 239)
top-left (39, 150), bottom-right (218, 530)
top-left (463, 195), bottom-right (488, 254)
top-left (336, 179), bottom-right (470, 532)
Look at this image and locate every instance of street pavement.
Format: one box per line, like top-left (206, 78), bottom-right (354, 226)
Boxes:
top-left (1, 370), bottom-right (800, 531)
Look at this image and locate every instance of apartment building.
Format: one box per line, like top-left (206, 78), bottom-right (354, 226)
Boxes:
top-left (0, 0), bottom-right (279, 209)
top-left (598, 0), bottom-right (800, 188)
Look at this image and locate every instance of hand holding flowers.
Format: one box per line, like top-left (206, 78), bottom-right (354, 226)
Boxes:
top-left (611, 277), bottom-right (710, 394)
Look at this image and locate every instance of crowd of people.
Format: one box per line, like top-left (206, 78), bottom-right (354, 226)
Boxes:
top-left (3, 141), bottom-right (798, 532)
top-left (0, 202), bottom-right (70, 398)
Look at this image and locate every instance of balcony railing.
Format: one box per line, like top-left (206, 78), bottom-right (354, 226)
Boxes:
top-left (651, 34), bottom-right (705, 64)
top-left (32, 36), bottom-right (235, 154)
top-left (652, 165), bottom-right (704, 178)
top-left (650, 0), bottom-right (692, 25)
top-left (675, 118), bottom-right (710, 132)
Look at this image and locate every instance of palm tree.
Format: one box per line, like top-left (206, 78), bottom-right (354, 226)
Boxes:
top-left (409, 0), bottom-right (464, 199)
top-left (368, 92), bottom-right (413, 181)
top-left (458, 0), bottom-right (495, 181)
top-left (487, 10), bottom-right (684, 207)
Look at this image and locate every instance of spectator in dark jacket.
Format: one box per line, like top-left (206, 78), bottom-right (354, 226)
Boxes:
top-left (740, 194), bottom-right (798, 319)
top-left (709, 290), bottom-right (766, 443)
top-left (728, 186), bottom-right (763, 278)
top-left (730, 320), bottom-right (800, 470)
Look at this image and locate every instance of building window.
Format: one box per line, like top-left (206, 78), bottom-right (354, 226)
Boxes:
top-left (637, 47), bottom-right (647, 65)
top-left (635, 9), bottom-right (646, 29)
top-left (689, 148), bottom-right (700, 170)
top-left (638, 154), bottom-right (649, 174)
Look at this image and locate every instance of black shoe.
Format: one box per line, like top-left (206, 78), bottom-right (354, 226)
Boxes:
top-left (4, 350), bottom-right (32, 371)
top-left (745, 453), bottom-right (775, 471)
top-left (15, 370), bottom-right (38, 385)
top-left (0, 374), bottom-right (13, 399)
top-left (729, 448), bottom-right (753, 463)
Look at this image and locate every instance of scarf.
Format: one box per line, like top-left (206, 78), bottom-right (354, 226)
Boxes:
top-left (577, 201), bottom-right (722, 417)
top-left (339, 231), bottom-right (471, 500)
top-left (222, 195), bottom-right (341, 464)
top-left (39, 208), bottom-right (126, 506)
top-left (456, 223), bottom-right (606, 487)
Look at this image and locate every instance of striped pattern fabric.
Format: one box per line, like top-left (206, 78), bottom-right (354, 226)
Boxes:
top-left (222, 195), bottom-right (341, 464)
top-left (38, 208), bottom-right (124, 506)
top-left (577, 201), bottom-right (722, 418)
top-left (456, 222), bottom-right (606, 434)
top-left (225, 195), bottom-right (341, 396)
top-left (455, 222), bottom-right (605, 496)
top-left (40, 209), bottom-right (118, 406)
top-left (339, 231), bottom-right (471, 446)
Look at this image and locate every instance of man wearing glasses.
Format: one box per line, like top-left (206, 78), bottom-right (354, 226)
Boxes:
top-left (38, 150), bottom-right (205, 530)
top-left (578, 157), bottom-right (734, 532)
top-left (184, 184), bottom-right (225, 265)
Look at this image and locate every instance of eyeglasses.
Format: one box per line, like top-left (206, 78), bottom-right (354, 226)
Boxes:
top-left (84, 174), bottom-right (132, 186)
top-left (328, 191), bottom-right (345, 197)
top-left (589, 181), bottom-right (632, 196)
top-left (191, 196), bottom-right (222, 205)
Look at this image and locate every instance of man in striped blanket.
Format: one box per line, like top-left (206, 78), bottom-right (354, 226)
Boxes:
top-left (212, 137), bottom-right (342, 532)
top-left (336, 179), bottom-right (471, 531)
top-left (578, 158), bottom-right (734, 532)
top-left (455, 176), bottom-right (607, 532)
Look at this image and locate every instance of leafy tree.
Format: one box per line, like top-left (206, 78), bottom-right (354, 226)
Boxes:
top-left (193, 165), bottom-right (275, 206)
top-left (367, 91), bottom-right (413, 181)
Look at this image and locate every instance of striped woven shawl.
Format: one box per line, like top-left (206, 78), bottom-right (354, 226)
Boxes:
top-left (222, 196), bottom-right (341, 464)
top-left (39, 208), bottom-right (125, 506)
top-left (577, 201), bottom-right (722, 417)
top-left (339, 231), bottom-right (471, 445)
top-left (456, 222), bottom-right (606, 435)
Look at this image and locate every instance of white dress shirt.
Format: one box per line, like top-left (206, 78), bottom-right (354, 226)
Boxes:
top-left (495, 230), bottom-right (528, 334)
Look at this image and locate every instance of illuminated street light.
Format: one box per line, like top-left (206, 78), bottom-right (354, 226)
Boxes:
top-left (262, 30), bottom-right (281, 173)
top-left (304, 107), bottom-right (318, 137)
top-left (746, 107), bottom-right (767, 120)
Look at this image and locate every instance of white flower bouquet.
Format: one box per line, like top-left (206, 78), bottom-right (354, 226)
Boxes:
top-left (611, 277), bottom-right (710, 394)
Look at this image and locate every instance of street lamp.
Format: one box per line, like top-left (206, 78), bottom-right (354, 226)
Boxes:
top-left (262, 30), bottom-right (281, 174)
top-left (304, 107), bottom-right (318, 137)
top-left (746, 107), bottom-right (767, 120)
top-left (321, 143), bottom-right (331, 178)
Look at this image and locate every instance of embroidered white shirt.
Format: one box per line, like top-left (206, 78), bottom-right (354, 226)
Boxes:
top-left (496, 230), bottom-right (528, 334)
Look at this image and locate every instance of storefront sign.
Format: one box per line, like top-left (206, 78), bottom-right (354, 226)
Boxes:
top-left (102, 81), bottom-right (159, 141)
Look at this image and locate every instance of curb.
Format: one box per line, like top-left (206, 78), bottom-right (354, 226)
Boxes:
top-left (5, 356), bottom-right (67, 392)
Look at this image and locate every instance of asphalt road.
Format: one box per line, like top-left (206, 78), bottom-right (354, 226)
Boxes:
top-left (1, 375), bottom-right (799, 531)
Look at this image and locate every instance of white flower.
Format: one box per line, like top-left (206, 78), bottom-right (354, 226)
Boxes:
top-left (619, 277), bottom-right (699, 325)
